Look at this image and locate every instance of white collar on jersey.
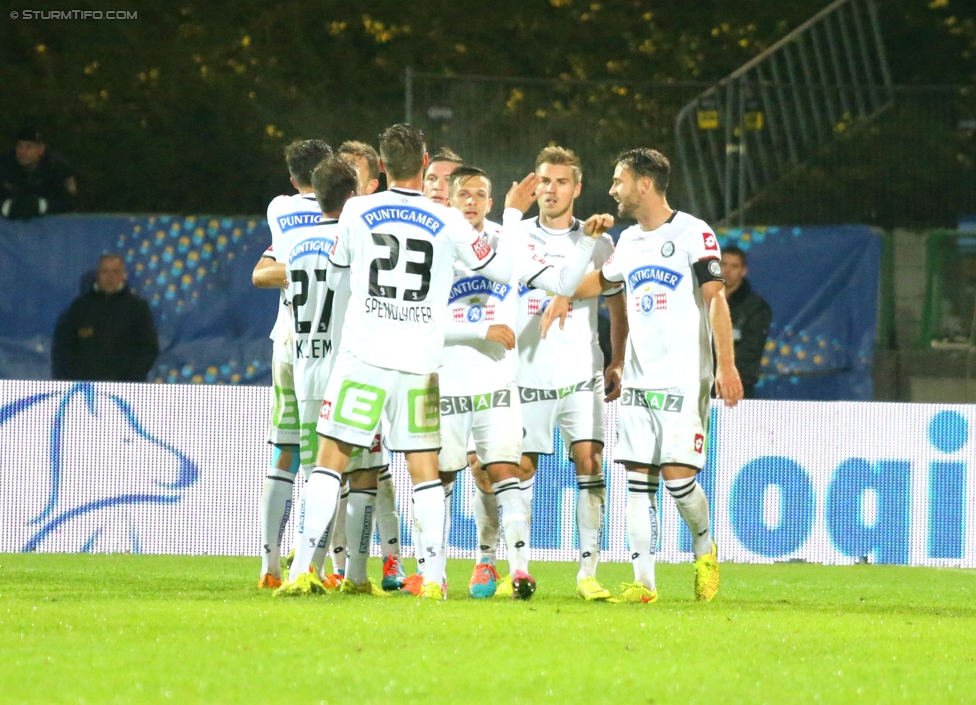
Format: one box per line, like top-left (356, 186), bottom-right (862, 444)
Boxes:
top-left (534, 216), bottom-right (581, 235)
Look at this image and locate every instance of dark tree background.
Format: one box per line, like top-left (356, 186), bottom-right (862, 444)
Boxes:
top-left (1, 0), bottom-right (973, 217)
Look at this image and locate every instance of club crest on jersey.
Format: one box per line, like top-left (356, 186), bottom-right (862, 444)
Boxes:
top-left (703, 232), bottom-right (719, 252)
top-left (661, 241), bottom-right (675, 257)
top-left (467, 305), bottom-right (483, 322)
top-left (361, 206), bottom-right (444, 236)
top-left (277, 212), bottom-right (324, 233)
top-left (628, 265), bottom-right (683, 291)
top-left (707, 259), bottom-right (722, 277)
top-left (640, 294), bottom-right (655, 314)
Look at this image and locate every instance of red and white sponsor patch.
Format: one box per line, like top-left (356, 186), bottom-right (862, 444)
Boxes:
top-left (485, 304), bottom-right (495, 321)
top-left (453, 307), bottom-right (465, 323)
top-left (694, 433), bottom-right (705, 454)
top-left (528, 298), bottom-right (543, 315)
top-left (369, 434), bottom-right (382, 454)
top-left (472, 236), bottom-right (492, 261)
top-left (655, 293), bottom-right (668, 310)
top-left (320, 400), bottom-right (332, 421)
top-left (703, 232), bottom-right (718, 252)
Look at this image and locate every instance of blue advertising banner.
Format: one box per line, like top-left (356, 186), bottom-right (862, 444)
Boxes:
top-left (2, 381), bottom-right (972, 567)
top-left (0, 215), bottom-right (277, 384)
top-left (1, 218), bottom-right (880, 399)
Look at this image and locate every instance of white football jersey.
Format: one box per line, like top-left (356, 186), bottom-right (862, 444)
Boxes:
top-left (514, 216), bottom-right (620, 389)
top-left (601, 210), bottom-right (721, 391)
top-left (285, 220), bottom-right (349, 402)
top-left (441, 211), bottom-right (598, 395)
top-left (266, 192), bottom-right (324, 362)
top-left (329, 188), bottom-right (514, 375)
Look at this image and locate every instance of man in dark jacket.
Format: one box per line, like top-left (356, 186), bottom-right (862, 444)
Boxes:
top-left (721, 245), bottom-right (772, 399)
top-left (0, 126), bottom-right (77, 219)
top-left (52, 254), bottom-right (159, 382)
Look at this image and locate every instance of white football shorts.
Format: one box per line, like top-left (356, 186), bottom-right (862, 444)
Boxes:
top-left (316, 348), bottom-right (441, 453)
top-left (438, 382), bottom-right (522, 472)
top-left (613, 382), bottom-right (711, 471)
top-left (298, 398), bottom-right (386, 478)
top-left (268, 355), bottom-right (300, 446)
top-left (519, 375), bottom-right (606, 455)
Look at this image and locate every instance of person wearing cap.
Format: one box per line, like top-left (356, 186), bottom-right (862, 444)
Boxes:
top-left (0, 126), bottom-right (77, 219)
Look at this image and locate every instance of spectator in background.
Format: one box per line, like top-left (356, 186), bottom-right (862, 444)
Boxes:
top-left (52, 254), bottom-right (159, 382)
top-left (0, 126), bottom-right (77, 219)
top-left (721, 245), bottom-right (772, 398)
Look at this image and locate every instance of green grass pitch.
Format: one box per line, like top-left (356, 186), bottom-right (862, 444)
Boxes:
top-left (1, 554), bottom-right (974, 704)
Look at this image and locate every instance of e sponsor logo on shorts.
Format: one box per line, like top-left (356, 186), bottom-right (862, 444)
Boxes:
top-left (407, 385), bottom-right (440, 434)
top-left (334, 381), bottom-right (385, 431)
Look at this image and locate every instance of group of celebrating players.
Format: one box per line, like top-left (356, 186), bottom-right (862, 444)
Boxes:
top-left (251, 123), bottom-right (743, 604)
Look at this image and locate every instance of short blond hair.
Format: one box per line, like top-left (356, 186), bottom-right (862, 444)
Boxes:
top-left (535, 146), bottom-right (582, 184)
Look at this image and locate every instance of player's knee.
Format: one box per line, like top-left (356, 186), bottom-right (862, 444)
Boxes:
top-left (519, 454), bottom-right (538, 479)
top-left (272, 444), bottom-right (300, 474)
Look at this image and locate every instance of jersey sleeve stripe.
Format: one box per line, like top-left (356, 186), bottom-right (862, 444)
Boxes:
top-left (469, 251), bottom-right (497, 272)
top-left (523, 265), bottom-right (553, 289)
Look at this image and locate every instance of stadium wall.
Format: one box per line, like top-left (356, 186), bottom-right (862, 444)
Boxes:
top-left (2, 381), bottom-right (972, 568)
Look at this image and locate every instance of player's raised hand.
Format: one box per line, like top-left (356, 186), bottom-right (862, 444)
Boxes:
top-left (714, 363), bottom-right (744, 407)
top-left (485, 324), bottom-right (516, 350)
top-left (505, 173), bottom-right (542, 214)
top-left (539, 296), bottom-right (572, 339)
top-left (582, 213), bottom-right (614, 238)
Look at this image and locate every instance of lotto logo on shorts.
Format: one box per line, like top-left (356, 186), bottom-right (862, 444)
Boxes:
top-left (703, 232), bottom-right (719, 252)
top-left (319, 401), bottom-right (332, 420)
top-left (369, 434), bottom-right (382, 453)
top-left (472, 236), bottom-right (492, 261)
top-left (694, 433), bottom-right (705, 453)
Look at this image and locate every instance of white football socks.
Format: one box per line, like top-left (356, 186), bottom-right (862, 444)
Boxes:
top-left (375, 469), bottom-right (401, 559)
top-left (664, 477), bottom-right (712, 558)
top-left (412, 481), bottom-right (446, 586)
top-left (321, 483), bottom-right (349, 576)
top-left (290, 468), bottom-right (342, 579)
top-left (442, 480), bottom-right (455, 558)
top-left (520, 475), bottom-right (535, 526)
top-left (626, 472), bottom-right (658, 591)
top-left (576, 473), bottom-right (605, 581)
top-left (473, 485), bottom-right (499, 565)
top-left (260, 467), bottom-right (294, 577)
top-left (345, 489), bottom-right (377, 585)
top-left (494, 478), bottom-right (529, 574)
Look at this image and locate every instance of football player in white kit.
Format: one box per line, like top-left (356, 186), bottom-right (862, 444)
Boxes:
top-left (512, 146), bottom-right (628, 601)
top-left (285, 156), bottom-right (392, 596)
top-left (438, 165), bottom-right (614, 599)
top-left (250, 139), bottom-right (333, 589)
top-left (329, 140), bottom-right (407, 591)
top-left (276, 124), bottom-right (516, 600)
top-left (560, 148), bottom-right (743, 603)
top-left (404, 146), bottom-right (462, 588)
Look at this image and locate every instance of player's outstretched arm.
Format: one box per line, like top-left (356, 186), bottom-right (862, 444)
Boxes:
top-left (539, 270), bottom-right (614, 339)
top-left (252, 255), bottom-right (287, 288)
top-left (703, 280), bottom-right (744, 407)
top-left (604, 292), bottom-right (628, 402)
